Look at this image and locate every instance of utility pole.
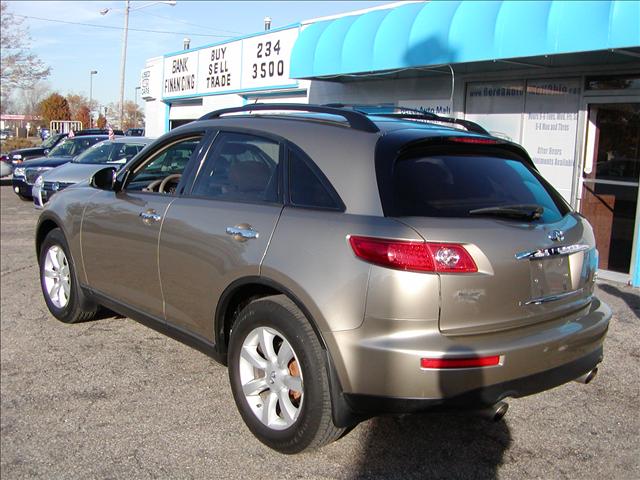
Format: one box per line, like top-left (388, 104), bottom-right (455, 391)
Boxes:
top-left (118, 0), bottom-right (130, 130)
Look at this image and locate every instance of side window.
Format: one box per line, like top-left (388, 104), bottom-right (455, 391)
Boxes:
top-left (126, 136), bottom-right (202, 193)
top-left (191, 132), bottom-right (281, 204)
top-left (289, 148), bottom-right (341, 210)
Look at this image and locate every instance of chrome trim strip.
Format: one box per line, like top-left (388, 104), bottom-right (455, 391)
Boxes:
top-left (582, 178), bottom-right (639, 187)
top-left (522, 288), bottom-right (584, 306)
top-left (515, 244), bottom-right (590, 260)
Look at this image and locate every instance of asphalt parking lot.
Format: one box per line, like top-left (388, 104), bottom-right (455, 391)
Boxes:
top-left (1, 183), bottom-right (639, 479)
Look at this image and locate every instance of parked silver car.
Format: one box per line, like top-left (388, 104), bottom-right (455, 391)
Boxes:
top-left (35, 104), bottom-right (610, 453)
top-left (32, 137), bottom-right (154, 208)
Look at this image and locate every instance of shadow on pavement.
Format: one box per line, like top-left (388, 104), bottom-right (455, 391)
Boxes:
top-left (350, 412), bottom-right (510, 480)
top-left (598, 283), bottom-right (640, 320)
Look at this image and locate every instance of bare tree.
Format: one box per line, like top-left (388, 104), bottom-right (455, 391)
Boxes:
top-left (107, 101), bottom-right (144, 130)
top-left (0, 2), bottom-right (51, 111)
top-left (18, 81), bottom-right (50, 121)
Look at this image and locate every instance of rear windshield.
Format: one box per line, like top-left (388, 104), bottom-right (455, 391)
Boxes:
top-left (389, 153), bottom-right (568, 223)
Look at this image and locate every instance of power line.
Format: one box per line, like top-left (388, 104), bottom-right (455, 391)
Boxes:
top-left (134, 10), bottom-right (245, 36)
top-left (14, 14), bottom-right (236, 38)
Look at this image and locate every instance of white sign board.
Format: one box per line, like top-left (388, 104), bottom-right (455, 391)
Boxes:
top-left (241, 28), bottom-right (298, 89)
top-left (140, 59), bottom-right (162, 100)
top-left (521, 78), bottom-right (581, 201)
top-left (398, 99), bottom-right (453, 116)
top-left (465, 81), bottom-right (525, 142)
top-left (163, 50), bottom-right (199, 98)
top-left (197, 42), bottom-right (242, 94)
top-left (162, 27), bottom-right (299, 100)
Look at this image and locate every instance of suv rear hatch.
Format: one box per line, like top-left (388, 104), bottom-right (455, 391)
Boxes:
top-left (376, 136), bottom-right (598, 335)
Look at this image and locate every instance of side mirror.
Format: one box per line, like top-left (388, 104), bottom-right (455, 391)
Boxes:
top-left (43, 149), bottom-right (50, 156)
top-left (90, 166), bottom-right (118, 191)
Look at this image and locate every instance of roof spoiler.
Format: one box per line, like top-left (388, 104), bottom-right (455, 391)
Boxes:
top-left (198, 103), bottom-right (380, 133)
top-left (325, 104), bottom-right (489, 135)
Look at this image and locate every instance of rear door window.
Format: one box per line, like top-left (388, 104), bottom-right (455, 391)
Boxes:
top-left (390, 153), bottom-right (569, 222)
top-left (190, 132), bottom-right (281, 204)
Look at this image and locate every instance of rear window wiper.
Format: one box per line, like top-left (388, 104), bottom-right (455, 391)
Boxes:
top-left (468, 204), bottom-right (544, 221)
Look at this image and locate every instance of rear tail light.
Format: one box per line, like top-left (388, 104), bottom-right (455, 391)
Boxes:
top-left (348, 236), bottom-right (477, 273)
top-left (420, 356), bottom-right (500, 369)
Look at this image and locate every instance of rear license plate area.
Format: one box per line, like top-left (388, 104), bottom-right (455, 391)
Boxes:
top-left (530, 256), bottom-right (571, 298)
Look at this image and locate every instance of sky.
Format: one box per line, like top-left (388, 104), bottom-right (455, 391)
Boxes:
top-left (6, 0), bottom-right (390, 109)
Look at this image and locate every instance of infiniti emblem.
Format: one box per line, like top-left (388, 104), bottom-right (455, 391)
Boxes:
top-left (548, 230), bottom-right (564, 242)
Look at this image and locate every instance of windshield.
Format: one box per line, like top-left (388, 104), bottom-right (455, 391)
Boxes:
top-left (41, 134), bottom-right (62, 149)
top-left (47, 136), bottom-right (104, 157)
top-left (73, 141), bottom-right (146, 164)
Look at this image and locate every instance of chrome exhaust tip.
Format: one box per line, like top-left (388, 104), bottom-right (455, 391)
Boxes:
top-left (574, 367), bottom-right (598, 384)
top-left (479, 401), bottom-right (509, 422)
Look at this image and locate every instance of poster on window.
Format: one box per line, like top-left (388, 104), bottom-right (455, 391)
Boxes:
top-left (398, 99), bottom-right (453, 116)
top-left (521, 78), bottom-right (581, 202)
top-left (465, 81), bottom-right (525, 142)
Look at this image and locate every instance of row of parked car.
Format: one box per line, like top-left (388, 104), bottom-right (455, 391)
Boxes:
top-left (1, 128), bottom-right (151, 208)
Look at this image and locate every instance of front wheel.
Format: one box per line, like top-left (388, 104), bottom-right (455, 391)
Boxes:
top-left (228, 295), bottom-right (344, 453)
top-left (39, 228), bottom-right (98, 324)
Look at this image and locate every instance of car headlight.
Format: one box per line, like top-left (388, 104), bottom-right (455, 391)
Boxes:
top-left (11, 154), bottom-right (22, 160)
top-left (13, 167), bottom-right (25, 177)
top-left (34, 175), bottom-right (44, 187)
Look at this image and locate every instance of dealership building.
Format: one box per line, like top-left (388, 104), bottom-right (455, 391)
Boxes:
top-left (140, 0), bottom-right (640, 285)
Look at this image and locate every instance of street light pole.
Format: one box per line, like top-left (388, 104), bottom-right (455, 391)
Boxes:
top-left (89, 70), bottom-right (98, 128)
top-left (117, 0), bottom-right (130, 130)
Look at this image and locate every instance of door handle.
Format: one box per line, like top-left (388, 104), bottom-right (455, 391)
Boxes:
top-left (139, 210), bottom-right (161, 223)
top-left (226, 224), bottom-right (259, 241)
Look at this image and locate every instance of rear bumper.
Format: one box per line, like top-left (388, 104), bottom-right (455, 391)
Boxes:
top-left (343, 346), bottom-right (602, 415)
top-left (326, 296), bottom-right (611, 406)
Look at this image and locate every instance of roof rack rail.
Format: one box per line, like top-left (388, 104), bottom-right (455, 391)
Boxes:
top-left (198, 103), bottom-right (380, 133)
top-left (325, 104), bottom-right (489, 135)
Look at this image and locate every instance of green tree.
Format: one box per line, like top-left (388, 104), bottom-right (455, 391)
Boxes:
top-left (39, 93), bottom-right (71, 127)
top-left (1, 2), bottom-right (51, 112)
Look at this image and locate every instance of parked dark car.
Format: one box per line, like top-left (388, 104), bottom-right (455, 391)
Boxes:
top-left (8, 133), bottom-right (68, 165)
top-left (125, 128), bottom-right (145, 136)
top-left (12, 135), bottom-right (110, 199)
top-left (0, 129), bottom-right (15, 140)
top-left (9, 130), bottom-right (126, 167)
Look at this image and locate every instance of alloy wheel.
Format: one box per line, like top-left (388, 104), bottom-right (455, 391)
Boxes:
top-left (43, 245), bottom-right (71, 309)
top-left (238, 326), bottom-right (304, 430)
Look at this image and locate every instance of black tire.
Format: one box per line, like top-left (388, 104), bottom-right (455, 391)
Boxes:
top-left (228, 295), bottom-right (344, 453)
top-left (39, 228), bottom-right (98, 324)
top-left (17, 193), bottom-right (31, 201)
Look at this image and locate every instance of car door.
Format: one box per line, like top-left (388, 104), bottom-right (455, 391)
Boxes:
top-left (81, 133), bottom-right (207, 320)
top-left (158, 131), bottom-right (284, 341)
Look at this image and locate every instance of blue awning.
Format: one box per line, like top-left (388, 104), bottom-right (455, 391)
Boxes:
top-left (290, 0), bottom-right (640, 79)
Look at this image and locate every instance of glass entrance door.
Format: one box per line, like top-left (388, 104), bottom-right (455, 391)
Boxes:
top-left (581, 103), bottom-right (640, 273)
